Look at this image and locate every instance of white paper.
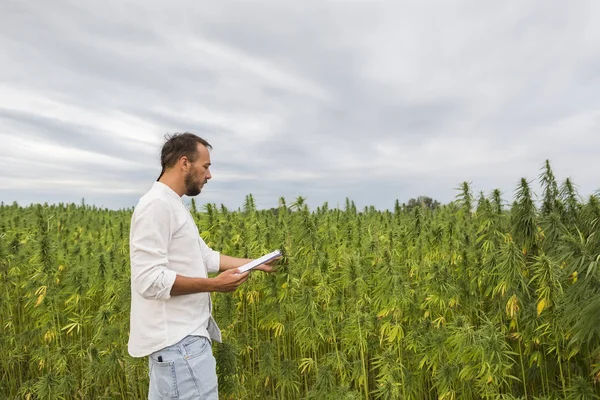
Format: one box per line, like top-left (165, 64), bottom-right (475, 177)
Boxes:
top-left (237, 249), bottom-right (282, 273)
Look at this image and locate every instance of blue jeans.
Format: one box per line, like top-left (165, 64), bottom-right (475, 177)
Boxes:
top-left (148, 335), bottom-right (218, 399)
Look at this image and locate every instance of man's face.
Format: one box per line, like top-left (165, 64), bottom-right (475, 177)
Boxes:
top-left (184, 144), bottom-right (212, 197)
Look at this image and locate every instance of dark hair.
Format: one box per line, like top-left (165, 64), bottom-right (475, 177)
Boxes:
top-left (157, 132), bottom-right (212, 180)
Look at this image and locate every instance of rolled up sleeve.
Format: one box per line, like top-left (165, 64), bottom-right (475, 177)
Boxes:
top-left (130, 199), bottom-right (177, 300)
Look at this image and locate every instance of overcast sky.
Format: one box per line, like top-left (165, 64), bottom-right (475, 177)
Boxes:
top-left (1, 1), bottom-right (599, 211)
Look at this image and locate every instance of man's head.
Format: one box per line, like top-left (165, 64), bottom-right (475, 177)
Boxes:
top-left (158, 132), bottom-right (212, 196)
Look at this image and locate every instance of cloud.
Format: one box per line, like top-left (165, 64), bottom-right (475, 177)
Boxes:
top-left (1, 0), bottom-right (599, 210)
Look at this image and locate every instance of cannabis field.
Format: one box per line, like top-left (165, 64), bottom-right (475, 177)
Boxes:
top-left (2, 162), bottom-right (600, 399)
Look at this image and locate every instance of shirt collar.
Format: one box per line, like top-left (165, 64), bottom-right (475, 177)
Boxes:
top-left (153, 181), bottom-right (183, 202)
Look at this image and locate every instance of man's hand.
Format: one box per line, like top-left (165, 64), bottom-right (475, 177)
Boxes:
top-left (253, 255), bottom-right (281, 272)
top-left (219, 254), bottom-right (282, 273)
top-left (212, 268), bottom-right (250, 292)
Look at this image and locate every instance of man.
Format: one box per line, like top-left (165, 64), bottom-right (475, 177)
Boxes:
top-left (128, 132), bottom-right (274, 399)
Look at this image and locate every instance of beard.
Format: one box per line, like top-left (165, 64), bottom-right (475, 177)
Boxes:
top-left (184, 171), bottom-right (203, 197)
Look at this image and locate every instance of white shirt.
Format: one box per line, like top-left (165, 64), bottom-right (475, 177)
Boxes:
top-left (128, 181), bottom-right (221, 357)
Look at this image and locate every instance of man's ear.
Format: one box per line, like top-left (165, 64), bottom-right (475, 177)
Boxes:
top-left (180, 156), bottom-right (189, 169)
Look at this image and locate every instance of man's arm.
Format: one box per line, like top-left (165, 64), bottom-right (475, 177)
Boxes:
top-left (170, 255), bottom-right (263, 295)
top-left (171, 254), bottom-right (279, 296)
top-left (171, 253), bottom-right (274, 295)
top-left (219, 254), bottom-right (252, 271)
top-left (170, 269), bottom-right (249, 296)
top-left (170, 248), bottom-right (255, 296)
